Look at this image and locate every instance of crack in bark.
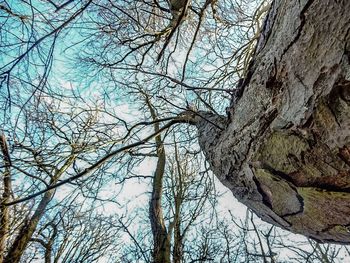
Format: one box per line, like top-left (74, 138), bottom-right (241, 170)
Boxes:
top-left (234, 3), bottom-right (278, 101)
top-left (274, 152), bottom-right (350, 193)
top-left (280, 0), bottom-right (315, 60)
top-left (256, 0), bottom-right (278, 53)
top-left (266, 214), bottom-right (291, 227)
top-left (320, 223), bottom-right (350, 234)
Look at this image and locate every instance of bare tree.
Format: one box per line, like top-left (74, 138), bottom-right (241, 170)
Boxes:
top-left (20, 200), bottom-right (122, 263)
top-left (0, 92), bottom-right (125, 262)
top-left (2, 0), bottom-right (350, 262)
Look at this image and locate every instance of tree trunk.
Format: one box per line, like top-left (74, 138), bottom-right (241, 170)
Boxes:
top-left (0, 135), bottom-right (12, 263)
top-left (195, 0), bottom-right (350, 243)
top-left (3, 155), bottom-right (75, 263)
top-left (147, 98), bottom-right (172, 263)
top-left (149, 140), bottom-right (171, 263)
top-left (4, 191), bottom-right (54, 263)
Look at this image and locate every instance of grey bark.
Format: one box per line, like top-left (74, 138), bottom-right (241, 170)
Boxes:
top-left (195, 0), bottom-right (350, 243)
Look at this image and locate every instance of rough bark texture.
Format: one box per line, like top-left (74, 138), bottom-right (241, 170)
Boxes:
top-left (196, 0), bottom-right (350, 243)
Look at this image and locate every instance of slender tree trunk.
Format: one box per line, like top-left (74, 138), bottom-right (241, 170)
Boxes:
top-left (173, 144), bottom-right (184, 263)
top-left (0, 135), bottom-right (12, 263)
top-left (4, 190), bottom-right (54, 263)
top-left (173, 222), bottom-right (183, 263)
top-left (149, 143), bottom-right (171, 263)
top-left (146, 98), bottom-right (171, 263)
top-left (195, 0), bottom-right (350, 243)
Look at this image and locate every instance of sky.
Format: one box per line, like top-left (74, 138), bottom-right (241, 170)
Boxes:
top-left (2, 1), bottom-right (350, 262)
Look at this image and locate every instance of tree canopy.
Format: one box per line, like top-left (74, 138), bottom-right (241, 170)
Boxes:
top-left (1, 0), bottom-right (350, 262)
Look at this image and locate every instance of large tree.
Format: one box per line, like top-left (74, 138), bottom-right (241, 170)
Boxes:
top-left (193, 0), bottom-right (350, 243)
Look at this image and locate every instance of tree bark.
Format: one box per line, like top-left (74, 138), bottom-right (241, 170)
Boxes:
top-left (196, 0), bottom-right (350, 243)
top-left (0, 135), bottom-right (12, 263)
top-left (147, 98), bottom-right (172, 263)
